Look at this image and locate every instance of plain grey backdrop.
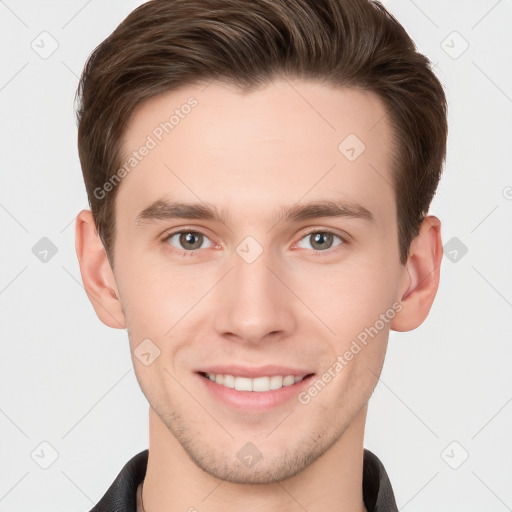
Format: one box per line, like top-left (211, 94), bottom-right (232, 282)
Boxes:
top-left (0, 0), bottom-right (511, 510)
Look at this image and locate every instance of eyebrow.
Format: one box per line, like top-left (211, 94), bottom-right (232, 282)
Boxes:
top-left (134, 198), bottom-right (374, 227)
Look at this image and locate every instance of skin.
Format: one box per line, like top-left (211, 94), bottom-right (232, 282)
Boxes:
top-left (75, 79), bottom-right (442, 512)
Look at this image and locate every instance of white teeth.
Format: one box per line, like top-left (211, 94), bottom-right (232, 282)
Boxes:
top-left (204, 373), bottom-right (306, 392)
top-left (223, 374), bottom-right (235, 388)
top-left (283, 375), bottom-right (295, 386)
top-left (269, 375), bottom-right (283, 390)
top-left (252, 376), bottom-right (270, 392)
top-left (234, 377), bottom-right (252, 391)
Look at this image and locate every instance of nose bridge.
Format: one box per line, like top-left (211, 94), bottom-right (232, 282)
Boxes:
top-left (213, 240), bottom-right (295, 342)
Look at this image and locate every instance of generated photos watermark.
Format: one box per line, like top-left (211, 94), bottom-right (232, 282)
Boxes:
top-left (298, 301), bottom-right (403, 405)
top-left (93, 96), bottom-right (198, 200)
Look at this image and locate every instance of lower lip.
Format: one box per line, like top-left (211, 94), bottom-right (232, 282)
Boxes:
top-left (197, 373), bottom-right (315, 411)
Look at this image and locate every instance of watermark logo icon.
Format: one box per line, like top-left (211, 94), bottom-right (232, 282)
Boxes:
top-left (32, 237), bottom-right (58, 263)
top-left (443, 236), bottom-right (468, 263)
top-left (31, 31), bottom-right (59, 59)
top-left (338, 133), bottom-right (366, 162)
top-left (441, 441), bottom-right (469, 469)
top-left (236, 236), bottom-right (263, 264)
top-left (441, 31), bottom-right (469, 59)
top-left (133, 338), bottom-right (161, 366)
top-left (237, 442), bottom-right (262, 468)
top-left (31, 441), bottom-right (59, 469)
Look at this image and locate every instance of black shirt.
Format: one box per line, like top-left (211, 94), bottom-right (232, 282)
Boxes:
top-left (88, 448), bottom-right (398, 512)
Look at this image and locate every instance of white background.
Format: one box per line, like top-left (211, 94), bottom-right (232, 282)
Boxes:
top-left (0, 1), bottom-right (511, 510)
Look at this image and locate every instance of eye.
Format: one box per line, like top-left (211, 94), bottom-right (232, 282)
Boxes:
top-left (296, 230), bottom-right (344, 251)
top-left (164, 230), bottom-right (213, 251)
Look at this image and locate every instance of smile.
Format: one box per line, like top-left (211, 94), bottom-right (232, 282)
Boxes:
top-left (201, 372), bottom-right (307, 392)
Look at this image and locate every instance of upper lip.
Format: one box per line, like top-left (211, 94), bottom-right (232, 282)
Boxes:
top-left (197, 365), bottom-right (314, 379)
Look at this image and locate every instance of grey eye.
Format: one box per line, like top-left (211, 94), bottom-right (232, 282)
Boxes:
top-left (167, 231), bottom-right (211, 250)
top-left (297, 232), bottom-right (343, 251)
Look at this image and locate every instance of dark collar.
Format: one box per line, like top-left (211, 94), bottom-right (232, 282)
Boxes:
top-left (89, 448), bottom-right (397, 512)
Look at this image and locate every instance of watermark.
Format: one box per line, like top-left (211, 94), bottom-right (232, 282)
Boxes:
top-left (440, 441), bottom-right (469, 470)
top-left (338, 133), bottom-right (366, 161)
top-left (31, 31), bottom-right (59, 60)
top-left (133, 338), bottom-right (161, 366)
top-left (32, 236), bottom-right (58, 263)
top-left (443, 236), bottom-right (468, 263)
top-left (236, 235), bottom-right (264, 263)
top-left (93, 96), bottom-right (198, 200)
top-left (440, 31), bottom-right (469, 60)
top-left (30, 441), bottom-right (59, 469)
top-left (298, 301), bottom-right (403, 405)
top-left (237, 442), bottom-right (263, 468)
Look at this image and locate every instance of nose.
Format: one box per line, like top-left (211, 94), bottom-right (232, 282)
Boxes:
top-left (212, 245), bottom-right (296, 345)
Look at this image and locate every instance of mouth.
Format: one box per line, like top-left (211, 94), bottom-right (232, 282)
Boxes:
top-left (198, 371), bottom-right (314, 392)
top-left (196, 368), bottom-right (316, 411)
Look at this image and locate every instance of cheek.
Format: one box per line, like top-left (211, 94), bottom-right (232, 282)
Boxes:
top-left (117, 260), bottom-right (215, 356)
top-left (115, 244), bottom-right (223, 388)
top-left (305, 263), bottom-right (396, 408)
top-left (291, 256), bottom-right (400, 339)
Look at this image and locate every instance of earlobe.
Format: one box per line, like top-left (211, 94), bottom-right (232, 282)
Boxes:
top-left (391, 215), bottom-right (443, 332)
top-left (75, 209), bottom-right (126, 329)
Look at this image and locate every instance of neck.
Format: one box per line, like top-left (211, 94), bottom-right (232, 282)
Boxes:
top-left (142, 406), bottom-right (368, 512)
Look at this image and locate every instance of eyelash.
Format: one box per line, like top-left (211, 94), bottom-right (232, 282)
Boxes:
top-left (161, 227), bottom-right (347, 256)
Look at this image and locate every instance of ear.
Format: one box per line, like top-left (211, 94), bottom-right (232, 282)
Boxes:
top-left (391, 215), bottom-right (443, 332)
top-left (75, 209), bottom-right (126, 329)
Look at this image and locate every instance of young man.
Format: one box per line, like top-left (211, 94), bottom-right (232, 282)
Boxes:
top-left (75, 0), bottom-right (447, 510)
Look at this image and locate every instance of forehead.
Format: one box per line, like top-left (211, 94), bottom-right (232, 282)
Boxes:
top-left (116, 79), bottom-right (395, 228)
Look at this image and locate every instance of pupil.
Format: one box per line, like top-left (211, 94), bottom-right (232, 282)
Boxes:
top-left (180, 232), bottom-right (202, 250)
top-left (311, 232), bottom-right (332, 250)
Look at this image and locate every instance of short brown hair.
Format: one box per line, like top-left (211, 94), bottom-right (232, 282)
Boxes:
top-left (76, 0), bottom-right (447, 267)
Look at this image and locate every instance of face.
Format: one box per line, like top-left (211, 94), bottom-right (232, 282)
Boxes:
top-left (110, 79), bottom-right (408, 483)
